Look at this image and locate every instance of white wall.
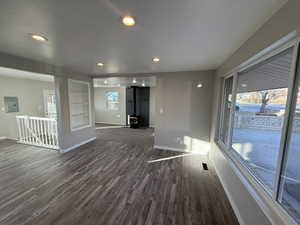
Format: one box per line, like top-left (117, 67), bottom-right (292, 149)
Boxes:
top-left (149, 87), bottom-right (156, 127)
top-left (0, 76), bottom-right (54, 139)
top-left (210, 1), bottom-right (300, 225)
top-left (154, 71), bottom-right (215, 154)
top-left (94, 87), bottom-right (126, 125)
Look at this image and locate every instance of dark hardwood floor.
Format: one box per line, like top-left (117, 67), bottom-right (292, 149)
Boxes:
top-left (0, 128), bottom-right (239, 225)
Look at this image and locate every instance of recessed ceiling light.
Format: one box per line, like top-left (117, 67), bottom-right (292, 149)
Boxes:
top-left (122, 16), bottom-right (135, 27)
top-left (132, 78), bottom-right (137, 84)
top-left (152, 57), bottom-right (160, 62)
top-left (31, 34), bottom-right (48, 42)
top-left (197, 83), bottom-right (203, 88)
top-left (97, 62), bottom-right (104, 67)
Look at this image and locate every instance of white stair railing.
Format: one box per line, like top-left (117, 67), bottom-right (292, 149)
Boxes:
top-left (16, 116), bottom-right (59, 150)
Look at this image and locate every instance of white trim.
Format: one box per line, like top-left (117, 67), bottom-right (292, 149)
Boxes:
top-left (95, 122), bottom-right (126, 129)
top-left (217, 77), bottom-right (227, 142)
top-left (16, 115), bottom-right (56, 121)
top-left (1, 137), bottom-right (18, 141)
top-left (60, 136), bottom-right (96, 153)
top-left (273, 42), bottom-right (300, 200)
top-left (154, 145), bottom-right (209, 155)
top-left (227, 72), bottom-right (238, 149)
top-left (54, 77), bottom-right (62, 151)
top-left (154, 145), bottom-right (186, 152)
top-left (96, 122), bottom-right (125, 125)
top-left (68, 79), bottom-right (92, 132)
top-left (95, 126), bottom-right (124, 130)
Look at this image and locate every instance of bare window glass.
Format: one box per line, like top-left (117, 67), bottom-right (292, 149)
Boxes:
top-left (231, 48), bottom-right (294, 193)
top-left (106, 91), bottom-right (119, 111)
top-left (278, 72), bottom-right (300, 223)
top-left (219, 77), bottom-right (233, 145)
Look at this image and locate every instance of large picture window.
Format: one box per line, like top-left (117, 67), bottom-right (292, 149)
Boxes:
top-left (278, 58), bottom-right (300, 223)
top-left (217, 42), bottom-right (300, 224)
top-left (68, 79), bottom-right (91, 131)
top-left (231, 48), bottom-right (294, 192)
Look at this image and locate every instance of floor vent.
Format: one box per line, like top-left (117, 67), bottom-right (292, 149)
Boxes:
top-left (202, 163), bottom-right (208, 170)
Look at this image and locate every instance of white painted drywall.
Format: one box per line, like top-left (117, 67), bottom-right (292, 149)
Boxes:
top-left (210, 1), bottom-right (300, 225)
top-left (94, 87), bottom-right (126, 125)
top-left (0, 76), bottom-right (54, 139)
top-left (154, 71), bottom-right (215, 154)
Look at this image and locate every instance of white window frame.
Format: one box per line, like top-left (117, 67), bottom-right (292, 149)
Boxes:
top-left (68, 79), bottom-right (92, 132)
top-left (105, 91), bottom-right (120, 111)
top-left (216, 33), bottom-right (300, 225)
top-left (217, 74), bottom-right (235, 150)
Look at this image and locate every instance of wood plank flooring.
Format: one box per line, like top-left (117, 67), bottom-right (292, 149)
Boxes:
top-left (0, 128), bottom-right (239, 225)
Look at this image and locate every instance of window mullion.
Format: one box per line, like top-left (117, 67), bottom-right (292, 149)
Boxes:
top-left (226, 72), bottom-right (238, 149)
top-left (217, 78), bottom-right (227, 142)
top-left (273, 42), bottom-right (300, 201)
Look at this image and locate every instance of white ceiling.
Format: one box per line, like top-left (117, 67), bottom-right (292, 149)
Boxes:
top-left (0, 0), bottom-right (287, 76)
top-left (0, 67), bottom-right (54, 82)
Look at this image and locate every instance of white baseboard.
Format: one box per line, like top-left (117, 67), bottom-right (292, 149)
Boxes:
top-left (95, 126), bottom-right (124, 130)
top-left (154, 145), bottom-right (187, 153)
top-left (0, 137), bottom-right (18, 141)
top-left (96, 122), bottom-right (126, 125)
top-left (153, 145), bottom-right (208, 155)
top-left (61, 137), bottom-right (97, 153)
